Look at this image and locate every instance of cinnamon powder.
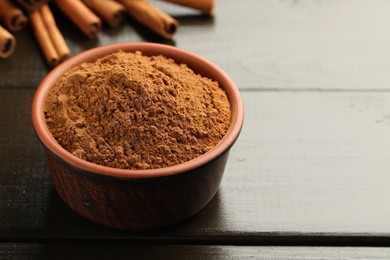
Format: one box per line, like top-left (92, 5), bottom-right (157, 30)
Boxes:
top-left (44, 51), bottom-right (231, 170)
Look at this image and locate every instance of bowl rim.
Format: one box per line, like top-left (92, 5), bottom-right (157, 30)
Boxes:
top-left (32, 42), bottom-right (244, 179)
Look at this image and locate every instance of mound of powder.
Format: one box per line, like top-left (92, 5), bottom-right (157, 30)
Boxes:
top-left (44, 50), bottom-right (231, 170)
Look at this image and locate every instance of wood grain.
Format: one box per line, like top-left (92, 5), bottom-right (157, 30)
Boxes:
top-left (3, 0), bottom-right (390, 256)
top-left (3, 0), bottom-right (390, 90)
top-left (2, 89), bottom-right (390, 245)
top-left (219, 91), bottom-right (390, 234)
top-left (2, 243), bottom-right (390, 259)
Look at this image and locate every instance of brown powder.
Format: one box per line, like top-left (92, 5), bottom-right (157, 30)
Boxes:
top-left (44, 50), bottom-right (231, 170)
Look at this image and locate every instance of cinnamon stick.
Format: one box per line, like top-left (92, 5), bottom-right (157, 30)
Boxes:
top-left (82, 0), bottom-right (126, 27)
top-left (119, 0), bottom-right (178, 39)
top-left (40, 4), bottom-right (70, 61)
top-left (0, 25), bottom-right (16, 59)
top-left (54, 0), bottom-right (102, 38)
top-left (161, 0), bottom-right (215, 16)
top-left (15, 0), bottom-right (46, 12)
top-left (0, 0), bottom-right (28, 31)
top-left (29, 10), bottom-right (59, 67)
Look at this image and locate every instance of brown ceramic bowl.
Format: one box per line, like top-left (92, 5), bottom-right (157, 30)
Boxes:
top-left (32, 42), bottom-right (244, 230)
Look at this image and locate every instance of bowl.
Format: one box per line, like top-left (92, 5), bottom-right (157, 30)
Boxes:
top-left (32, 42), bottom-right (244, 230)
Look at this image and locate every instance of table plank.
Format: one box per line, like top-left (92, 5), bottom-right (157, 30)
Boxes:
top-left (2, 88), bottom-right (390, 245)
top-left (2, 243), bottom-right (390, 260)
top-left (219, 91), bottom-right (390, 234)
top-left (3, 0), bottom-right (390, 90)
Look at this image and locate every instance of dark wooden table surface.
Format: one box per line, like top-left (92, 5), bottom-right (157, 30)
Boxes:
top-left (2, 0), bottom-right (390, 258)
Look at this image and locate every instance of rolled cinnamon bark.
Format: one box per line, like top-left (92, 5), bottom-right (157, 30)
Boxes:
top-left (82, 0), bottom-right (126, 27)
top-left (40, 4), bottom-right (70, 61)
top-left (15, 0), bottom-right (45, 12)
top-left (119, 0), bottom-right (178, 39)
top-left (54, 0), bottom-right (102, 38)
top-left (0, 0), bottom-right (28, 31)
top-left (161, 0), bottom-right (215, 15)
top-left (29, 10), bottom-right (60, 67)
top-left (0, 26), bottom-right (16, 59)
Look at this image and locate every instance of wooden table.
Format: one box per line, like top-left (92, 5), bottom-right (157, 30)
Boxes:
top-left (2, 0), bottom-right (390, 258)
